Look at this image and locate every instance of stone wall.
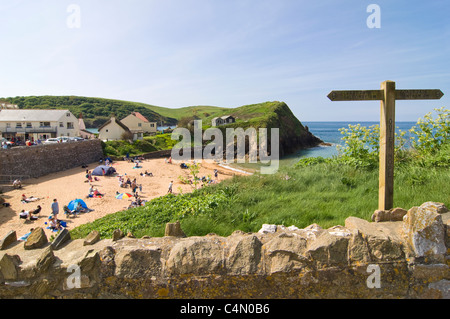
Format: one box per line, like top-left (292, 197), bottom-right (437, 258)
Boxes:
top-left (0, 140), bottom-right (104, 180)
top-left (0, 201), bottom-right (448, 299)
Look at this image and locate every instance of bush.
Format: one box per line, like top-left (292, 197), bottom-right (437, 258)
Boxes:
top-left (335, 107), bottom-right (449, 169)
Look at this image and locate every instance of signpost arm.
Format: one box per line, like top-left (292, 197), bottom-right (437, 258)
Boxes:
top-left (379, 81), bottom-right (396, 210)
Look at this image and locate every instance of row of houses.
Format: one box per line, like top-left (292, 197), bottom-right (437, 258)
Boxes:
top-left (0, 109), bottom-right (237, 143)
top-left (0, 109), bottom-right (157, 143)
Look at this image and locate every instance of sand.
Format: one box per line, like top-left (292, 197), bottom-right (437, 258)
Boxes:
top-left (0, 158), bottom-right (250, 239)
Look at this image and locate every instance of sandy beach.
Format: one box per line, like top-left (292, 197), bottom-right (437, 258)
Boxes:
top-left (0, 158), bottom-right (250, 239)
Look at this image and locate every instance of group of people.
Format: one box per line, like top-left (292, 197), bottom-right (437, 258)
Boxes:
top-left (19, 205), bottom-right (42, 221)
top-left (118, 175), bottom-right (142, 193)
top-left (19, 197), bottom-right (65, 232)
top-left (88, 184), bottom-right (104, 198)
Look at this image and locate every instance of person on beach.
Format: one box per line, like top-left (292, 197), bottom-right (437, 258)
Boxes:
top-left (21, 194), bottom-right (39, 203)
top-left (19, 210), bottom-right (38, 221)
top-left (168, 181), bottom-right (173, 194)
top-left (51, 198), bottom-right (59, 217)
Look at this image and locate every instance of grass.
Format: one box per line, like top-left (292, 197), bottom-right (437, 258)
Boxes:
top-left (70, 160), bottom-right (450, 240)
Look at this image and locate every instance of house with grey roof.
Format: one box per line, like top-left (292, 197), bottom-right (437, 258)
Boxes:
top-left (211, 115), bottom-right (236, 127)
top-left (0, 109), bottom-right (80, 143)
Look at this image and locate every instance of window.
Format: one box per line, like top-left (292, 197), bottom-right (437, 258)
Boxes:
top-left (40, 122), bottom-right (51, 127)
top-left (16, 123), bottom-right (22, 128)
top-left (150, 123), bottom-right (155, 127)
top-left (26, 123), bottom-right (32, 128)
top-left (6, 123), bottom-right (10, 128)
top-left (138, 123), bottom-right (142, 127)
top-left (60, 122), bottom-right (64, 128)
top-left (67, 122), bottom-right (74, 129)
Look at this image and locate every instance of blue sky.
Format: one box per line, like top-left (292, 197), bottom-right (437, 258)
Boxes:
top-left (0, 0), bottom-right (448, 121)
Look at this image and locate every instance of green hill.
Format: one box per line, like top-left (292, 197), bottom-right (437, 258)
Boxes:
top-left (2, 96), bottom-right (322, 155)
top-left (2, 96), bottom-right (178, 127)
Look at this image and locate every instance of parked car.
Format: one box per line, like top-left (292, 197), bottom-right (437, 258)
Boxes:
top-left (69, 137), bottom-right (85, 142)
top-left (44, 138), bottom-right (60, 144)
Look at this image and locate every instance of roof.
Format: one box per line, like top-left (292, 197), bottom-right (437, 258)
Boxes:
top-left (131, 112), bottom-right (149, 123)
top-left (221, 115), bottom-right (234, 120)
top-left (0, 109), bottom-right (74, 122)
top-left (98, 117), bottom-right (131, 132)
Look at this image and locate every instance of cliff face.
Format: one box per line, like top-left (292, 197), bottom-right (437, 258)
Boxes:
top-left (211, 101), bottom-right (323, 158)
top-left (268, 102), bottom-right (323, 157)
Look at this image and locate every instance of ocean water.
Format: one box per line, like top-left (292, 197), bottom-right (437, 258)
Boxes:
top-left (230, 121), bottom-right (417, 170)
top-left (282, 121), bottom-right (417, 164)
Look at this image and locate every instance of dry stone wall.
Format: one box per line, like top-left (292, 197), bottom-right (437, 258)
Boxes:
top-left (0, 201), bottom-right (449, 299)
top-left (0, 140), bottom-right (104, 179)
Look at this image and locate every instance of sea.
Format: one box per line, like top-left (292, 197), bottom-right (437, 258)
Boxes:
top-left (229, 121), bottom-right (417, 171)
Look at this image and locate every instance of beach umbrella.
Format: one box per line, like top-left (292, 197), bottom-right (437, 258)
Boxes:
top-left (115, 193), bottom-right (133, 199)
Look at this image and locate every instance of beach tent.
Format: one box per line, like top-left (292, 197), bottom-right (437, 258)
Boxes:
top-left (92, 165), bottom-right (116, 176)
top-left (67, 199), bottom-right (88, 211)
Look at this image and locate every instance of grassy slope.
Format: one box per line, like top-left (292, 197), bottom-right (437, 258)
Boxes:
top-left (69, 161), bottom-right (450, 240)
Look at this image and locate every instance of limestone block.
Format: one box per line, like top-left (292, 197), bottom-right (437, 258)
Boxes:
top-left (402, 203), bottom-right (447, 257)
top-left (84, 230), bottom-right (101, 246)
top-left (51, 228), bottom-right (71, 250)
top-left (0, 231), bottom-right (17, 250)
top-left (0, 254), bottom-right (20, 281)
top-left (114, 247), bottom-right (161, 279)
top-left (24, 228), bottom-right (48, 250)
top-left (372, 207), bottom-right (407, 222)
top-left (166, 238), bottom-right (224, 275)
top-left (345, 217), bottom-right (404, 261)
top-left (227, 234), bottom-right (262, 275)
top-left (305, 232), bottom-right (349, 266)
top-left (263, 232), bottom-right (309, 273)
top-left (165, 221), bottom-right (186, 237)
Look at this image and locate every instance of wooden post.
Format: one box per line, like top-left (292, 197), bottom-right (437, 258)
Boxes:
top-left (379, 80), bottom-right (396, 210)
top-left (327, 81), bottom-right (443, 211)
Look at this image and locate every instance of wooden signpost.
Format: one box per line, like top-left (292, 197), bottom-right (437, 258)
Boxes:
top-left (327, 80), bottom-right (444, 211)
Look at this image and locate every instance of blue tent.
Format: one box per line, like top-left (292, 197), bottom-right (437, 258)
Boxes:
top-left (92, 165), bottom-right (116, 176)
top-left (67, 199), bottom-right (88, 211)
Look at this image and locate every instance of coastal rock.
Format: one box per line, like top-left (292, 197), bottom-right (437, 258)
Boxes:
top-left (301, 224), bottom-right (324, 241)
top-left (402, 202), bottom-right (447, 257)
top-left (166, 238), bottom-right (224, 275)
top-left (345, 217), bottom-right (404, 261)
top-left (165, 221), bottom-right (186, 237)
top-left (258, 224), bottom-right (277, 234)
top-left (51, 228), bottom-right (71, 250)
top-left (305, 232), bottom-right (349, 266)
top-left (36, 246), bottom-right (55, 273)
top-left (23, 228), bottom-right (48, 250)
top-left (372, 207), bottom-right (407, 222)
top-left (263, 232), bottom-right (309, 273)
top-left (227, 234), bottom-right (262, 275)
top-left (112, 229), bottom-right (124, 241)
top-left (84, 230), bottom-right (101, 246)
top-left (115, 247), bottom-right (162, 279)
top-left (0, 230), bottom-right (17, 250)
top-left (0, 254), bottom-right (21, 281)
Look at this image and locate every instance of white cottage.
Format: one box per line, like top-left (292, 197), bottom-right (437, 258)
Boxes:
top-left (0, 109), bottom-right (80, 143)
top-left (120, 112), bottom-right (157, 136)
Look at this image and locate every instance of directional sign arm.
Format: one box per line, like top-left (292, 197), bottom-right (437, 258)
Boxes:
top-left (395, 89), bottom-right (444, 100)
top-left (327, 90), bottom-right (384, 101)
